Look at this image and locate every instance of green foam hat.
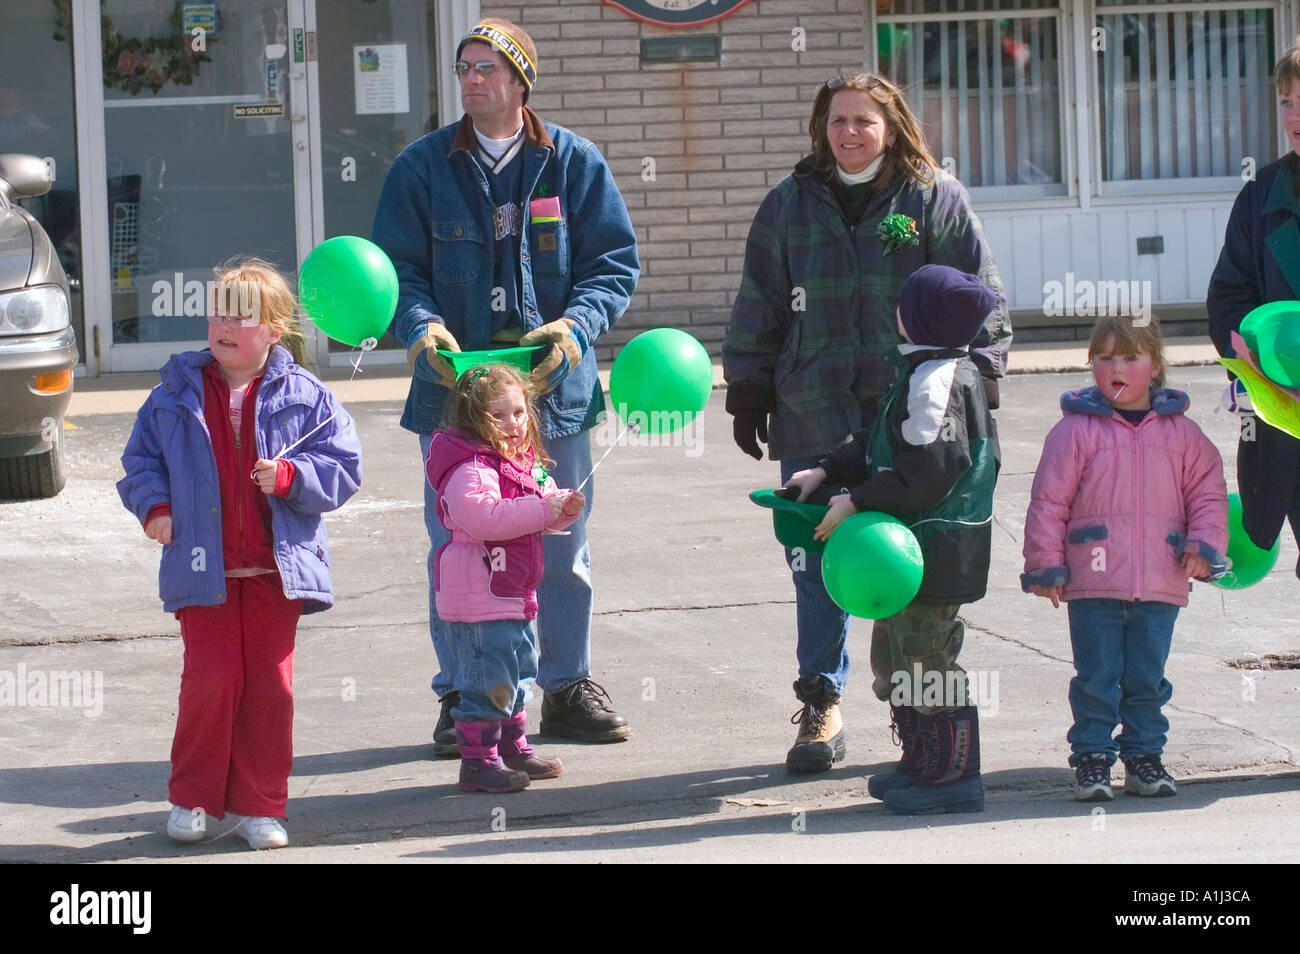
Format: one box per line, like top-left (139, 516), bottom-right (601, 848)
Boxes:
top-left (1240, 301), bottom-right (1300, 388)
top-left (438, 346), bottom-right (544, 380)
top-left (749, 489), bottom-right (829, 554)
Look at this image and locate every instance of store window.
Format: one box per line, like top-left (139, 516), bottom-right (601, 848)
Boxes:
top-left (876, 0), bottom-right (1066, 198)
top-left (1095, 0), bottom-right (1277, 192)
top-left (0, 2), bottom-right (84, 361)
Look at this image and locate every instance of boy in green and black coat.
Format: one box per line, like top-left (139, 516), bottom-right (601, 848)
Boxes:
top-left (784, 264), bottom-right (999, 815)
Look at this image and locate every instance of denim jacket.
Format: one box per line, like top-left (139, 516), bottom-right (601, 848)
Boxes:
top-left (372, 109), bottom-right (640, 439)
top-left (117, 347), bottom-right (363, 614)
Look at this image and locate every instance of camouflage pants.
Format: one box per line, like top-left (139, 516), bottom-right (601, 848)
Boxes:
top-left (869, 603), bottom-right (968, 716)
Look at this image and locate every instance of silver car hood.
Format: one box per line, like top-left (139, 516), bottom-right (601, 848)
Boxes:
top-left (0, 203), bottom-right (35, 290)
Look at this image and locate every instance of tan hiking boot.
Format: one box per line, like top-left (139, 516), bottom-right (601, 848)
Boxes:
top-left (786, 697), bottom-right (846, 773)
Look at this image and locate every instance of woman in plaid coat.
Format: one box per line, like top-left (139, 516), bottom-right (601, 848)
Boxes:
top-left (723, 72), bottom-right (1011, 773)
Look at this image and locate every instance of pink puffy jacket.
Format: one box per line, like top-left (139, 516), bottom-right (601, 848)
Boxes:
top-left (1022, 387), bottom-right (1228, 607)
top-left (425, 429), bottom-right (579, 622)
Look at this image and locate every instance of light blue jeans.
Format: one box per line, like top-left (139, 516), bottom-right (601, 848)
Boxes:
top-left (1066, 598), bottom-right (1178, 766)
top-left (781, 457), bottom-right (851, 699)
top-left (421, 431), bottom-right (594, 697)
top-left (445, 618), bottom-right (538, 722)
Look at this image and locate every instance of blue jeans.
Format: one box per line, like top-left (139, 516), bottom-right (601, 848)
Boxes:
top-left (421, 431), bottom-right (594, 697)
top-left (1066, 598), bottom-right (1178, 765)
top-left (781, 457), bottom-right (851, 698)
top-left (446, 618), bottom-right (538, 722)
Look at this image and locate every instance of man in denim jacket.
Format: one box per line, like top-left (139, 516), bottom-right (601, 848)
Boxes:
top-left (372, 19), bottom-right (639, 751)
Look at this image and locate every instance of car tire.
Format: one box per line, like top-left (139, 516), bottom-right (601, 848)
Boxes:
top-left (0, 419), bottom-right (67, 499)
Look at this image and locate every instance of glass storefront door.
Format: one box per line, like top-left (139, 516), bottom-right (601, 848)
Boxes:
top-left (310, 0), bottom-right (440, 361)
top-left (59, 0), bottom-right (448, 372)
top-left (99, 0), bottom-right (306, 371)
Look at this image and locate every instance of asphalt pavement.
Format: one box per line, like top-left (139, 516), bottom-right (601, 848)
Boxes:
top-left (1, 338), bottom-right (1297, 863)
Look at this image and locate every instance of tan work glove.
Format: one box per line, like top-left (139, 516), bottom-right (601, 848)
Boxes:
top-left (407, 323), bottom-right (460, 387)
top-left (521, 318), bottom-right (583, 394)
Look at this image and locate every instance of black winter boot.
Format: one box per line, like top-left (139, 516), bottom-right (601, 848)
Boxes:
top-left (882, 706), bottom-right (984, 814)
top-left (867, 705), bottom-right (923, 798)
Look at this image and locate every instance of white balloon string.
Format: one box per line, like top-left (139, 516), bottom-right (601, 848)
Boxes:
top-left (268, 343), bottom-right (368, 463)
top-left (573, 419), bottom-right (639, 495)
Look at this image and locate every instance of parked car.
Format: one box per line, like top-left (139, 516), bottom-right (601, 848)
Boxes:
top-left (0, 153), bottom-right (77, 498)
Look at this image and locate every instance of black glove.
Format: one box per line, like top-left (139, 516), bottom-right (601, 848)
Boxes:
top-left (726, 381), bottom-right (775, 461)
top-left (732, 408), bottom-right (769, 461)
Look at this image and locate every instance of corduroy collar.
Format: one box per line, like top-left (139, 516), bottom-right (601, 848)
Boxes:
top-left (449, 106), bottom-right (554, 156)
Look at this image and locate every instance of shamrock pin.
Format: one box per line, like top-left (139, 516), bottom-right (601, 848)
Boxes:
top-left (877, 214), bottom-right (920, 254)
top-left (531, 462), bottom-right (550, 487)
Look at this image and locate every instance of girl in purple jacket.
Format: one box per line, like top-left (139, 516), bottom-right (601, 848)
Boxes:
top-left (1022, 315), bottom-right (1228, 804)
top-left (118, 258), bottom-right (362, 849)
top-left (424, 365), bottom-right (584, 793)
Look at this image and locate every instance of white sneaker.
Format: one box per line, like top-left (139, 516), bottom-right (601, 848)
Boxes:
top-left (232, 814), bottom-right (289, 850)
top-left (167, 805), bottom-right (206, 843)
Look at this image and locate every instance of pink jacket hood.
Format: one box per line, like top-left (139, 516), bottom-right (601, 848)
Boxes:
top-left (1021, 386), bottom-right (1228, 607)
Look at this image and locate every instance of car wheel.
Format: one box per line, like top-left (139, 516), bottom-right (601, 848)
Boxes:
top-left (0, 418), bottom-right (67, 499)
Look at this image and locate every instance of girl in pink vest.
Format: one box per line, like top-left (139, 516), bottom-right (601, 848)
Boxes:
top-left (1022, 315), bottom-right (1228, 804)
top-left (424, 365), bottom-right (585, 792)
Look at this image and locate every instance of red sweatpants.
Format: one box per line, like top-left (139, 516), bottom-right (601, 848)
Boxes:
top-left (170, 574), bottom-right (302, 819)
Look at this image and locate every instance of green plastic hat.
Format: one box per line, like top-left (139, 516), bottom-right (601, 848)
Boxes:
top-left (438, 346), bottom-right (543, 380)
top-left (750, 489), bottom-right (829, 554)
top-left (1240, 301), bottom-right (1300, 388)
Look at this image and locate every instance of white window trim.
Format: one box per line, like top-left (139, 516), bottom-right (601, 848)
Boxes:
top-left (869, 0), bottom-right (1298, 205)
top-left (1088, 0), bottom-right (1285, 200)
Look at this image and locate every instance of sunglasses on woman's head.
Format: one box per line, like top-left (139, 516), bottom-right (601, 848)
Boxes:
top-left (823, 74), bottom-right (883, 92)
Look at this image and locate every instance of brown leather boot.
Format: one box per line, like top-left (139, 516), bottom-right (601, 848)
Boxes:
top-left (499, 710), bottom-right (563, 780)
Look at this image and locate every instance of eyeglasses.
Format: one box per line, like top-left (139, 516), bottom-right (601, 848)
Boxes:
top-left (454, 60), bottom-right (498, 78)
top-left (206, 314), bottom-right (261, 329)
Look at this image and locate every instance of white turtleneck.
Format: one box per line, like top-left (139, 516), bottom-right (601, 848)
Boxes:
top-left (837, 154), bottom-right (885, 185)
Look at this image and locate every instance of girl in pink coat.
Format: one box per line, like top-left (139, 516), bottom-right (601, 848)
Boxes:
top-left (425, 365), bottom-right (585, 793)
top-left (1022, 315), bottom-right (1228, 804)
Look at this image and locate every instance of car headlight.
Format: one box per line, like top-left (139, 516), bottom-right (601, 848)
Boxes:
top-left (0, 286), bottom-right (70, 336)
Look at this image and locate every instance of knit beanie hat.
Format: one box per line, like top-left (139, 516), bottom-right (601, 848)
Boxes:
top-left (898, 264), bottom-right (997, 348)
top-left (457, 23), bottom-right (537, 103)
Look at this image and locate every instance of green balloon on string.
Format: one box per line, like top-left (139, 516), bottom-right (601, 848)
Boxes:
top-left (299, 236), bottom-right (399, 347)
top-left (609, 328), bottom-right (712, 435)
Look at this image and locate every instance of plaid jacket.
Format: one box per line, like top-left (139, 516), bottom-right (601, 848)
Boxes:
top-left (723, 158), bottom-right (1011, 460)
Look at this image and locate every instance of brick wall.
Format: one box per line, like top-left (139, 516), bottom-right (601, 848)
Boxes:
top-left (480, 0), bottom-right (868, 360)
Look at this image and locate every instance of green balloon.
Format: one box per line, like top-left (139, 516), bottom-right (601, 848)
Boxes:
top-left (1211, 493), bottom-right (1280, 589)
top-left (299, 236), bottom-right (399, 348)
top-left (609, 328), bottom-right (712, 435)
top-left (821, 511), bottom-right (925, 619)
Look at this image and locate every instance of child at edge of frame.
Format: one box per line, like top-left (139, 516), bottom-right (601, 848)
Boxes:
top-left (783, 263), bottom-right (1001, 815)
top-left (116, 257), bottom-right (363, 850)
top-left (1021, 312), bottom-right (1228, 803)
top-left (424, 363), bottom-right (585, 794)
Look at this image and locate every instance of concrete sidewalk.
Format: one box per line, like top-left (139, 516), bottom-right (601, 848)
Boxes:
top-left (63, 336), bottom-right (1224, 417)
top-left (1, 359), bottom-right (1296, 863)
